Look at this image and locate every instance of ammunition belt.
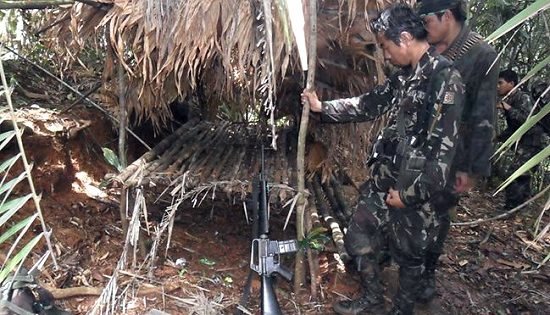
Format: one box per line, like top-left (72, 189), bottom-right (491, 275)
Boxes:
top-left (444, 31), bottom-right (484, 62)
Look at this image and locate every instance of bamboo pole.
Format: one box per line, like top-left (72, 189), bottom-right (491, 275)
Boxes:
top-left (294, 0), bottom-right (317, 293)
top-left (0, 0), bottom-right (74, 9)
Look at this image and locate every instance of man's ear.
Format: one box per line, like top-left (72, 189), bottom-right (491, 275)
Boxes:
top-left (443, 10), bottom-right (453, 21)
top-left (399, 32), bottom-right (414, 45)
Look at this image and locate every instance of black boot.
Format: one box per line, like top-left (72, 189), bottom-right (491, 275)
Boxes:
top-left (333, 265), bottom-right (384, 315)
top-left (416, 253), bottom-right (438, 304)
top-left (390, 266), bottom-right (423, 315)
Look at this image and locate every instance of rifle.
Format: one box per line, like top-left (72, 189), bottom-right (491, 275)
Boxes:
top-left (237, 146), bottom-right (298, 315)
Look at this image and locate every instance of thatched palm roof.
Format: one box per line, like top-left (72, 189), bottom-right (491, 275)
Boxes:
top-left (44, 0), bottom-right (406, 127)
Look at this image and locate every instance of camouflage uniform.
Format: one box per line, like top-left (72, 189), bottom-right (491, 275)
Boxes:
top-left (322, 49), bottom-right (464, 314)
top-left (498, 90), bottom-right (545, 209)
top-left (420, 25), bottom-right (499, 303)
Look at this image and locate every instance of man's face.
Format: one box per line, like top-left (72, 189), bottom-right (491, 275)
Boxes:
top-left (376, 33), bottom-right (410, 67)
top-left (422, 13), bottom-right (448, 45)
top-left (497, 78), bottom-right (514, 96)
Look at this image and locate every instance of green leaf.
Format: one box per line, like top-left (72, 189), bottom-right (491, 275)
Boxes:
top-left (486, 0), bottom-right (550, 44)
top-left (495, 102), bottom-right (550, 156)
top-left (199, 258), bottom-right (216, 266)
top-left (0, 153), bottom-right (21, 174)
top-left (0, 195), bottom-right (32, 227)
top-left (102, 147), bottom-right (123, 172)
top-left (0, 233), bottom-right (43, 284)
top-left (0, 214), bottom-right (37, 246)
top-left (307, 226), bottom-right (328, 239)
top-left (178, 268), bottom-right (188, 277)
top-left (504, 55), bottom-right (550, 98)
top-left (0, 171), bottom-right (26, 197)
top-left (0, 130), bottom-right (15, 152)
top-left (223, 276), bottom-right (233, 285)
top-left (495, 146), bottom-right (550, 194)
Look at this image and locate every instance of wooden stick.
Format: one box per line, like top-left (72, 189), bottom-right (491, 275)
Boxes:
top-left (295, 0), bottom-right (317, 292)
top-left (452, 185), bottom-right (550, 226)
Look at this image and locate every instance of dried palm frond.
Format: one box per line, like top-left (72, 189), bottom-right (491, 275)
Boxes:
top-left (40, 0), bottom-right (395, 129)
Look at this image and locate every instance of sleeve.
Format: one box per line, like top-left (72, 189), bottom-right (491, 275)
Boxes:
top-left (399, 68), bottom-right (465, 206)
top-left (505, 93), bottom-right (533, 124)
top-left (321, 77), bottom-right (395, 123)
top-left (457, 49), bottom-right (499, 177)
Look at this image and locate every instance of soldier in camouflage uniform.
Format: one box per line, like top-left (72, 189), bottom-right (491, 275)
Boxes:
top-left (301, 4), bottom-right (464, 315)
top-left (415, 0), bottom-right (500, 303)
top-left (496, 69), bottom-right (545, 210)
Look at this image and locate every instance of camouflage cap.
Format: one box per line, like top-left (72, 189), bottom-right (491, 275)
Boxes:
top-left (416, 0), bottom-right (463, 16)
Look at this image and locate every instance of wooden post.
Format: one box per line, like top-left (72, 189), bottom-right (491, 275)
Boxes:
top-left (294, 0), bottom-right (317, 293)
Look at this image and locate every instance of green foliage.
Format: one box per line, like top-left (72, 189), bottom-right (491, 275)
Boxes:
top-left (0, 53), bottom-right (54, 284)
top-left (199, 257), bottom-right (216, 266)
top-left (102, 147), bottom-right (123, 172)
top-left (471, 0), bottom-right (549, 77)
top-left (299, 226), bottom-right (331, 251)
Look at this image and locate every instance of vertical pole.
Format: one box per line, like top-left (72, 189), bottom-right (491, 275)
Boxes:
top-left (294, 0), bottom-right (317, 292)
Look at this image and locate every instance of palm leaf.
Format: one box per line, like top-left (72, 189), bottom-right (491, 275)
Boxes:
top-left (0, 214), bottom-right (37, 246)
top-left (0, 49), bottom-right (58, 280)
top-left (0, 130), bottom-right (16, 151)
top-left (0, 171), bottom-right (27, 197)
top-left (495, 146), bottom-right (550, 194)
top-left (504, 55), bottom-right (550, 99)
top-left (494, 101), bottom-right (549, 157)
top-left (0, 153), bottom-right (21, 174)
top-left (0, 233), bottom-right (43, 283)
top-left (486, 0), bottom-right (550, 44)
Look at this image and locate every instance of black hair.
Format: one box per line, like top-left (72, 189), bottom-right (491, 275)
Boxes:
top-left (436, 5), bottom-right (467, 24)
top-left (531, 79), bottom-right (548, 101)
top-left (372, 4), bottom-right (428, 45)
top-left (499, 69), bottom-right (519, 86)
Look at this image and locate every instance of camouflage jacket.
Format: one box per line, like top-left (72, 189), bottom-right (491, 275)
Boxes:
top-left (321, 49), bottom-right (464, 206)
top-left (500, 90), bottom-right (545, 148)
top-left (442, 26), bottom-right (499, 177)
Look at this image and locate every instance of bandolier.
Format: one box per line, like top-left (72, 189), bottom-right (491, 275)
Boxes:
top-left (443, 28), bottom-right (483, 62)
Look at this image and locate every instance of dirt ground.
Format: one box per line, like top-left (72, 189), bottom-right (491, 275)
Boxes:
top-left (1, 62), bottom-right (549, 315)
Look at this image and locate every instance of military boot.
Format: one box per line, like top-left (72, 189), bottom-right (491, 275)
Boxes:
top-left (390, 265), bottom-right (423, 315)
top-left (333, 269), bottom-right (384, 315)
top-left (416, 253), bottom-right (438, 304)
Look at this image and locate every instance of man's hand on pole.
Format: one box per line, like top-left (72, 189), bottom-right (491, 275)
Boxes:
top-left (301, 90), bottom-right (322, 112)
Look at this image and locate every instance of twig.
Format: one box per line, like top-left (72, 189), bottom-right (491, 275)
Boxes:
top-left (59, 82), bottom-right (101, 113)
top-left (452, 185), bottom-right (550, 226)
top-left (34, 14), bottom-right (70, 36)
top-left (479, 229), bottom-right (493, 245)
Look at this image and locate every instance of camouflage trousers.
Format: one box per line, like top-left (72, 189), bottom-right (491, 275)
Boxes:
top-left (424, 189), bottom-right (459, 274)
top-left (503, 146), bottom-right (539, 209)
top-left (344, 180), bottom-right (438, 311)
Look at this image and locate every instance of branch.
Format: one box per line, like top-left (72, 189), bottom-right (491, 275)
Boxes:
top-left (0, 0), bottom-right (109, 10)
top-left (452, 185), bottom-right (550, 226)
top-left (0, 0), bottom-right (74, 10)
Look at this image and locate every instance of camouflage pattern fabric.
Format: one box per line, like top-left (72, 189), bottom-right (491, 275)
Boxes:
top-left (322, 48), bottom-right (464, 206)
top-left (448, 26), bottom-right (499, 177)
top-left (498, 90), bottom-right (545, 209)
top-left (321, 48), bottom-right (464, 313)
top-left (427, 26), bottom-right (499, 262)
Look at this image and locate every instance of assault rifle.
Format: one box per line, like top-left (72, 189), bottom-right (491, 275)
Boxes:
top-left (237, 146), bottom-right (298, 315)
